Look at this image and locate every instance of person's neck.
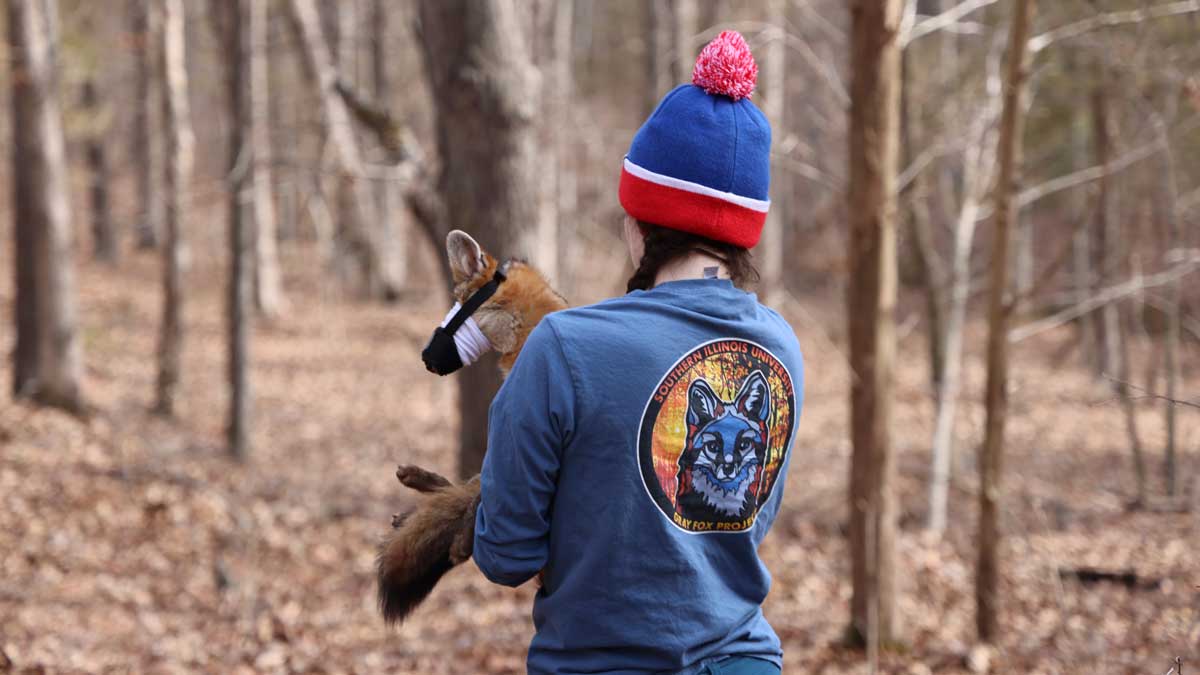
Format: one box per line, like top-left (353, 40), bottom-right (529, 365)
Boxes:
top-left (653, 251), bottom-right (728, 287)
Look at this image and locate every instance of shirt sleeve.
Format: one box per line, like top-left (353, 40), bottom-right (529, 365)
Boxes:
top-left (473, 318), bottom-right (576, 587)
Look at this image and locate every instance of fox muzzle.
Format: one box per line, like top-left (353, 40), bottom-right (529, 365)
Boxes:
top-left (421, 325), bottom-right (466, 375)
top-left (421, 264), bottom-right (508, 376)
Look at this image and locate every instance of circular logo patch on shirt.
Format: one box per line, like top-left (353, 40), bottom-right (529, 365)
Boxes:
top-left (637, 338), bottom-right (796, 534)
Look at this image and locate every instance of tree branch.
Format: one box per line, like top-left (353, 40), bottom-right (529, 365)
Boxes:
top-left (902, 0), bottom-right (1000, 47)
top-left (1029, 1), bottom-right (1200, 53)
top-left (1010, 258), bottom-right (1200, 343)
top-left (333, 79), bottom-right (412, 163)
top-left (974, 116), bottom-right (1199, 222)
top-left (1101, 376), bottom-right (1200, 411)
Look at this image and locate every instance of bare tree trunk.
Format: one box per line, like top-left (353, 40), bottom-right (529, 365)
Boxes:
top-left (286, 0), bottom-right (389, 299)
top-left (1157, 121), bottom-right (1182, 497)
top-left (530, 0), bottom-right (567, 285)
top-left (82, 79), bottom-right (116, 264)
top-left (934, 0), bottom-right (960, 231)
top-left (1088, 71), bottom-right (1113, 377)
top-left (270, 10), bottom-right (298, 243)
top-left (760, 0), bottom-right (786, 304)
top-left (1090, 62), bottom-right (1146, 504)
top-left (210, 0), bottom-right (254, 457)
top-left (928, 166), bottom-right (982, 534)
top-left (12, 154), bottom-right (38, 397)
top-left (250, 0), bottom-right (284, 317)
top-left (334, 0), bottom-right (366, 289)
top-left (8, 0), bottom-right (84, 412)
top-left (1113, 304), bottom-right (1147, 505)
top-left (416, 0), bottom-right (541, 478)
top-left (645, 0), bottom-right (661, 116)
top-left (978, 0), bottom-right (1035, 644)
top-left (550, 0), bottom-right (574, 286)
top-left (1014, 210), bottom-right (1034, 298)
top-left (929, 77), bottom-right (1000, 535)
top-left (846, 0), bottom-right (902, 648)
top-left (1073, 222), bottom-right (1096, 367)
top-left (131, 0), bottom-right (162, 250)
top-left (647, 0), bottom-right (697, 114)
top-left (369, 0), bottom-right (408, 292)
top-left (671, 0), bottom-right (698, 82)
top-left (155, 0), bottom-right (193, 417)
top-left (901, 48), bottom-right (947, 398)
top-left (1066, 51), bottom-right (1097, 368)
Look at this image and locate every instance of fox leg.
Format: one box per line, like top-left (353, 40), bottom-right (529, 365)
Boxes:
top-left (396, 464), bottom-right (453, 492)
top-left (449, 476), bottom-right (481, 564)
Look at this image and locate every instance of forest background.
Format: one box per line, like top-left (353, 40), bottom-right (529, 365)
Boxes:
top-left (1, 0), bottom-right (1198, 673)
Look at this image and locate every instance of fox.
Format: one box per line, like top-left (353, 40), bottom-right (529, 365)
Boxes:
top-left (675, 371), bottom-right (772, 524)
top-left (378, 230), bottom-right (567, 624)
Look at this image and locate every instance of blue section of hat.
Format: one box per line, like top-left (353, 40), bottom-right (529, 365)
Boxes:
top-left (626, 84), bottom-right (771, 202)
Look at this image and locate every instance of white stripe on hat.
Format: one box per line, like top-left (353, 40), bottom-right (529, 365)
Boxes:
top-left (623, 157), bottom-right (770, 213)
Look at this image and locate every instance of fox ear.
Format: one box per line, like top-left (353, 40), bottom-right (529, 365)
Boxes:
top-left (687, 378), bottom-right (721, 428)
top-left (447, 230), bottom-right (486, 283)
top-left (734, 370), bottom-right (771, 425)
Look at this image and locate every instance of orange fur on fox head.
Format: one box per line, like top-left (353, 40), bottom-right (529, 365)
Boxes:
top-left (442, 231), bottom-right (567, 375)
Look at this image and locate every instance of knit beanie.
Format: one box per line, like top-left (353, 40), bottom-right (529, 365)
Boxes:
top-left (619, 30), bottom-right (771, 249)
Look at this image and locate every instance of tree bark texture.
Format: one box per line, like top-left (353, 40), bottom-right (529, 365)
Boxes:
top-left (1088, 70), bottom-right (1114, 377)
top-left (1157, 121), bottom-right (1181, 497)
top-left (249, 0), bottom-right (285, 317)
top-left (8, 0), bottom-right (84, 412)
top-left (644, 0), bottom-right (660, 116)
top-left (369, 0), bottom-right (408, 292)
top-left (760, 0), bottom-right (786, 304)
top-left (978, 0), bottom-right (1035, 644)
top-left (416, 0), bottom-right (541, 478)
top-left (155, 0), bottom-right (193, 417)
top-left (334, 0), bottom-right (366, 290)
top-left (211, 0), bottom-right (255, 458)
top-left (1115, 307), bottom-right (1147, 504)
top-left (846, 0), bottom-right (902, 648)
top-left (901, 48), bottom-right (947, 397)
top-left (82, 79), bottom-right (116, 263)
top-left (934, 0), bottom-right (960, 230)
top-left (131, 0), bottom-right (163, 250)
top-left (530, 0), bottom-right (568, 286)
top-left (646, 0), bottom-right (697, 116)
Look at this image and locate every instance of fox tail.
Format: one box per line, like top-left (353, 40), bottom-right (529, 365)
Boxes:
top-left (377, 477), bottom-right (480, 624)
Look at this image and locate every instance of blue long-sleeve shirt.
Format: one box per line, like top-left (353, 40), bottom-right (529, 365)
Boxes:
top-left (475, 279), bottom-right (804, 675)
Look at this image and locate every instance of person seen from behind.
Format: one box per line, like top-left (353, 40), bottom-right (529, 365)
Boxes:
top-left (473, 30), bottom-right (804, 675)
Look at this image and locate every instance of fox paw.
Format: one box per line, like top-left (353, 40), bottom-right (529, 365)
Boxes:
top-left (396, 464), bottom-right (452, 493)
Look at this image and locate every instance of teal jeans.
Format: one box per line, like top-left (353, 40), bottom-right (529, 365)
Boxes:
top-left (699, 656), bottom-right (782, 675)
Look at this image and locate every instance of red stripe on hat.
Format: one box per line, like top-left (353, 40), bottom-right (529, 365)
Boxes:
top-left (619, 166), bottom-right (766, 248)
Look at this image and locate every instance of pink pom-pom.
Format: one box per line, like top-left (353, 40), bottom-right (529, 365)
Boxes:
top-left (691, 30), bottom-right (758, 101)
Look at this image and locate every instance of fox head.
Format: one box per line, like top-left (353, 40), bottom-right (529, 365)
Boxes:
top-left (675, 370), bottom-right (772, 522)
top-left (440, 230), bottom-right (567, 376)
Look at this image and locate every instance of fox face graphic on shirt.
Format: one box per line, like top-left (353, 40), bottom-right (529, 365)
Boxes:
top-left (636, 336), bottom-right (796, 534)
top-left (675, 371), bottom-right (771, 522)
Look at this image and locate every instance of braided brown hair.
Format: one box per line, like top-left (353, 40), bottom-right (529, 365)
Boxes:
top-left (626, 221), bottom-right (759, 293)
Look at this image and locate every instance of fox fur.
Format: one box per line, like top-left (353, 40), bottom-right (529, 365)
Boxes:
top-left (378, 230), bottom-right (567, 624)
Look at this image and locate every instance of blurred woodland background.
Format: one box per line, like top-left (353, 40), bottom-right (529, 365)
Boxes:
top-left (1, 0), bottom-right (1199, 673)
